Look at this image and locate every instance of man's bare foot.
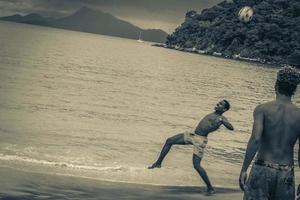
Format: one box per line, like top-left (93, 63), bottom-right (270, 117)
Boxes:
top-left (206, 188), bottom-right (216, 196)
top-left (148, 163), bottom-right (161, 169)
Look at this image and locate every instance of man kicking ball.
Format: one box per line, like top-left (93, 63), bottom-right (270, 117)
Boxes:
top-left (148, 100), bottom-right (234, 195)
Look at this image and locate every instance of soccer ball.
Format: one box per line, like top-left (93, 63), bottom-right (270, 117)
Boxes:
top-left (238, 6), bottom-right (254, 23)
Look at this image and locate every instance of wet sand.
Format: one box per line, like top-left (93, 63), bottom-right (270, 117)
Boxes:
top-left (0, 166), bottom-right (243, 200)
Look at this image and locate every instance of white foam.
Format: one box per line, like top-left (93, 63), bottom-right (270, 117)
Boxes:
top-left (0, 153), bottom-right (124, 171)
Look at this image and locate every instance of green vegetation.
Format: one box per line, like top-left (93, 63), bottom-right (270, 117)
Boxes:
top-left (166, 0), bottom-right (300, 67)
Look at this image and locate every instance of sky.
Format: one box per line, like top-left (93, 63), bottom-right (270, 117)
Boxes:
top-left (0, 0), bottom-right (223, 33)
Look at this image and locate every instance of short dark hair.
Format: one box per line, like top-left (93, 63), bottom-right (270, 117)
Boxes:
top-left (276, 66), bottom-right (300, 97)
top-left (223, 99), bottom-right (230, 110)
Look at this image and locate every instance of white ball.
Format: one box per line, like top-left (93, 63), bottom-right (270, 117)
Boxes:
top-left (238, 6), bottom-right (254, 23)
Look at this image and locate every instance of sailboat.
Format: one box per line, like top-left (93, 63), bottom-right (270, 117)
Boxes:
top-left (137, 31), bottom-right (143, 42)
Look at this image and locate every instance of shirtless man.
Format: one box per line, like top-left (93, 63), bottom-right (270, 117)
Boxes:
top-left (239, 66), bottom-right (300, 200)
top-left (148, 100), bottom-right (234, 195)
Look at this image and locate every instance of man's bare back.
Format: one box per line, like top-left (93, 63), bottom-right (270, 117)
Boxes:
top-left (240, 66), bottom-right (300, 200)
top-left (256, 100), bottom-right (300, 166)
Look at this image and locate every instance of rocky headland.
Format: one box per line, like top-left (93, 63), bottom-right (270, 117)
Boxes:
top-left (163, 0), bottom-right (300, 67)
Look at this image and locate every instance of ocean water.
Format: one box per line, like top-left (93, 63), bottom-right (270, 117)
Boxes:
top-left (0, 21), bottom-right (299, 188)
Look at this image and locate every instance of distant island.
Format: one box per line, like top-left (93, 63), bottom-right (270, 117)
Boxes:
top-left (162, 0), bottom-right (300, 67)
top-left (0, 7), bottom-right (168, 43)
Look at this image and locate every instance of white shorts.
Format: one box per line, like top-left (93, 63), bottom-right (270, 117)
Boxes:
top-left (183, 131), bottom-right (208, 158)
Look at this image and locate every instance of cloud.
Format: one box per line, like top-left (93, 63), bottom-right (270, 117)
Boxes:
top-left (0, 0), bottom-right (34, 15)
top-left (0, 0), bottom-right (223, 32)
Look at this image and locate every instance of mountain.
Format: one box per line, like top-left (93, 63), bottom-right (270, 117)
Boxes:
top-left (0, 13), bottom-right (55, 26)
top-left (165, 0), bottom-right (300, 67)
top-left (0, 7), bottom-right (167, 43)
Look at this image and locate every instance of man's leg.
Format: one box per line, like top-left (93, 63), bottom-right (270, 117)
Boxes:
top-left (148, 133), bottom-right (187, 169)
top-left (243, 165), bottom-right (271, 200)
top-left (297, 184), bottom-right (300, 200)
top-left (273, 169), bottom-right (295, 200)
top-left (192, 154), bottom-right (215, 194)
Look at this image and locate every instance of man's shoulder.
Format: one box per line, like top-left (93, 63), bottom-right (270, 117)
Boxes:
top-left (254, 103), bottom-right (268, 112)
top-left (253, 102), bottom-right (276, 116)
top-left (206, 112), bottom-right (217, 117)
top-left (292, 103), bottom-right (300, 110)
top-left (292, 104), bottom-right (300, 115)
top-left (286, 102), bottom-right (300, 114)
top-left (258, 101), bottom-right (300, 115)
top-left (255, 101), bottom-right (281, 110)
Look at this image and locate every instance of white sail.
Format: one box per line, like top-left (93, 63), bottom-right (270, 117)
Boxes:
top-left (137, 31), bottom-right (143, 42)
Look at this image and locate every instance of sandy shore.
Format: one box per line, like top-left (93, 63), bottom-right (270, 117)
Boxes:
top-left (0, 166), bottom-right (243, 200)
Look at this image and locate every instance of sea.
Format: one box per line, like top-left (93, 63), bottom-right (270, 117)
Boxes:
top-left (0, 21), bottom-right (299, 188)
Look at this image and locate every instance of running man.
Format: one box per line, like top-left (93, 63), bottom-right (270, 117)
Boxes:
top-left (148, 100), bottom-right (234, 195)
top-left (239, 66), bottom-right (300, 200)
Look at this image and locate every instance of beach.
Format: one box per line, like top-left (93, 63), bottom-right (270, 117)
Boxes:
top-left (0, 22), bottom-right (299, 200)
top-left (0, 166), bottom-right (242, 200)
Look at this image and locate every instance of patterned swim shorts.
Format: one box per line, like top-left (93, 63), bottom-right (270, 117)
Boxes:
top-left (244, 160), bottom-right (295, 200)
top-left (183, 131), bottom-right (208, 158)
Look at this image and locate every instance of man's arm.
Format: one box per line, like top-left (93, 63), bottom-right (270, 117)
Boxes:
top-left (298, 138), bottom-right (300, 168)
top-left (221, 116), bottom-right (234, 131)
top-left (239, 105), bottom-right (264, 190)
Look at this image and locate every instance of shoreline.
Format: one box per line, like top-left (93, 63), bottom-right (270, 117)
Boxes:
top-left (0, 166), bottom-right (243, 200)
top-left (152, 43), bottom-right (283, 68)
